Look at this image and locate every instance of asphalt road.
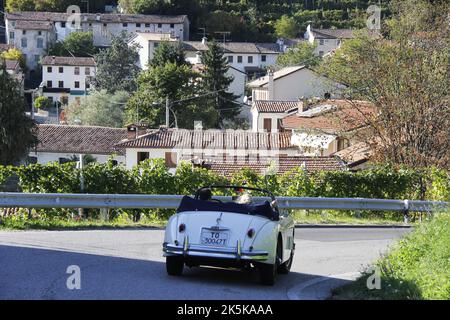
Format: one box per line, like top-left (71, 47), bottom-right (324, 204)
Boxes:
top-left (0, 227), bottom-right (409, 300)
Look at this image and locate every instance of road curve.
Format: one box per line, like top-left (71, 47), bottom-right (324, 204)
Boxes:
top-left (0, 228), bottom-right (409, 300)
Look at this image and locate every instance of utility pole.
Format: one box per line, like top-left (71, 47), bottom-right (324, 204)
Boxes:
top-left (165, 96), bottom-right (170, 127)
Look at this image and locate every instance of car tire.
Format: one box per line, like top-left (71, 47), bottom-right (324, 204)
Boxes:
top-left (259, 240), bottom-right (281, 285)
top-left (278, 250), bottom-right (293, 275)
top-left (166, 256), bottom-right (184, 276)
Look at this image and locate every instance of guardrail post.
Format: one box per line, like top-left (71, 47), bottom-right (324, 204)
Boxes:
top-left (403, 200), bottom-right (410, 224)
top-left (100, 208), bottom-right (109, 222)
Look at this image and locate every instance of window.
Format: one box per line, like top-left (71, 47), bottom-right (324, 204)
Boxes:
top-left (170, 23), bottom-right (174, 28)
top-left (337, 138), bottom-right (350, 151)
top-left (154, 42), bottom-right (159, 49)
top-left (28, 156), bottom-right (38, 164)
top-left (248, 56), bottom-right (253, 63)
top-left (136, 23), bottom-right (141, 28)
top-left (21, 38), bottom-right (27, 48)
top-left (74, 81), bottom-right (80, 88)
top-left (22, 30), bottom-right (26, 35)
top-left (237, 56), bottom-right (243, 63)
top-left (61, 96), bottom-right (68, 105)
top-left (38, 31), bottom-right (42, 36)
top-left (137, 152), bottom-right (149, 164)
top-left (59, 67), bottom-right (64, 73)
top-left (86, 82), bottom-right (90, 89)
top-left (123, 23), bottom-right (128, 27)
top-left (37, 38), bottom-right (44, 48)
top-left (319, 39), bottom-right (324, 45)
top-left (145, 23), bottom-right (150, 28)
top-left (47, 81), bottom-right (52, 88)
top-left (74, 67), bottom-right (80, 75)
top-left (47, 66), bottom-right (52, 73)
top-left (337, 39), bottom-right (341, 46)
top-left (165, 152), bottom-right (177, 168)
top-left (9, 32), bottom-right (14, 40)
top-left (34, 55), bottom-right (40, 62)
top-left (263, 118), bottom-right (272, 132)
top-left (58, 81), bottom-right (64, 88)
top-left (157, 23), bottom-right (162, 28)
top-left (61, 22), bottom-right (66, 28)
top-left (261, 55), bottom-right (267, 62)
top-left (103, 23), bottom-right (107, 27)
top-left (227, 56), bottom-right (234, 63)
top-left (85, 67), bottom-right (90, 75)
top-left (11, 21), bottom-right (15, 27)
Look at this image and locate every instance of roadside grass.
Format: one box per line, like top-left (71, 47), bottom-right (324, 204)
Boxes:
top-left (291, 210), bottom-right (408, 225)
top-left (331, 211), bottom-right (450, 300)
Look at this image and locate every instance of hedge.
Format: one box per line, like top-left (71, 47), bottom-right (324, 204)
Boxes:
top-left (0, 159), bottom-right (448, 220)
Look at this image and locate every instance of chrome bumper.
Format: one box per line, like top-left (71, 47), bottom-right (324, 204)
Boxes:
top-left (163, 236), bottom-right (269, 261)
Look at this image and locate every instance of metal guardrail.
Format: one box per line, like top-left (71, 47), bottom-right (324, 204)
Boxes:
top-left (0, 193), bottom-right (448, 213)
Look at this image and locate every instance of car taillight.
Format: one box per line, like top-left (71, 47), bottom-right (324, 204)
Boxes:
top-left (247, 228), bottom-right (255, 238)
top-left (179, 223), bottom-right (186, 233)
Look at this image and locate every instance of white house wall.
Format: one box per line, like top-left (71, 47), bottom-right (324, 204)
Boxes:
top-left (29, 152), bottom-right (125, 165)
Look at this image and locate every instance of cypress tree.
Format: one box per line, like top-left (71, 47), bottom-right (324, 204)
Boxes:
top-left (0, 60), bottom-right (37, 165)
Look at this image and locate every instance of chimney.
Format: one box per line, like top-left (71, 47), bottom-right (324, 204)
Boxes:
top-left (96, 14), bottom-right (101, 21)
top-left (297, 100), bottom-right (304, 114)
top-left (127, 125), bottom-right (138, 140)
top-left (201, 37), bottom-right (207, 45)
top-left (268, 69), bottom-right (274, 100)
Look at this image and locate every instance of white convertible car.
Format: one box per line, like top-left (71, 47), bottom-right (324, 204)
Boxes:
top-left (163, 186), bottom-right (295, 285)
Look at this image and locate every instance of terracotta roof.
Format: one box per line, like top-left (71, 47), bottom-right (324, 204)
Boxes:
top-left (282, 100), bottom-right (376, 133)
top-left (334, 142), bottom-right (372, 166)
top-left (5, 59), bottom-right (20, 71)
top-left (247, 66), bottom-right (307, 88)
top-left (35, 124), bottom-right (127, 155)
top-left (116, 129), bottom-right (295, 150)
top-left (312, 29), bottom-right (355, 39)
top-left (183, 41), bottom-right (282, 54)
top-left (15, 20), bottom-right (53, 30)
top-left (201, 156), bottom-right (345, 176)
top-left (6, 12), bottom-right (188, 24)
top-left (253, 101), bottom-right (300, 113)
top-left (41, 56), bottom-right (96, 67)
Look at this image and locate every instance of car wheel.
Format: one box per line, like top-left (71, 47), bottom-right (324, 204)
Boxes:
top-left (259, 240), bottom-right (282, 285)
top-left (278, 250), bottom-right (294, 275)
top-left (166, 256), bottom-right (184, 276)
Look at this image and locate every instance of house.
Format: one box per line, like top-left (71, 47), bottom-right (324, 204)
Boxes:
top-left (251, 100), bottom-right (300, 132)
top-left (41, 56), bottom-right (96, 106)
top-left (247, 65), bottom-right (341, 103)
top-left (182, 39), bottom-right (283, 109)
top-left (334, 142), bottom-right (373, 171)
top-left (4, 59), bottom-right (24, 92)
top-left (5, 20), bottom-right (56, 71)
top-left (303, 25), bottom-right (355, 57)
top-left (129, 32), bottom-right (179, 69)
top-left (116, 126), bottom-right (301, 170)
top-left (5, 11), bottom-right (190, 69)
top-left (281, 99), bottom-right (376, 157)
top-left (29, 124), bottom-right (127, 165)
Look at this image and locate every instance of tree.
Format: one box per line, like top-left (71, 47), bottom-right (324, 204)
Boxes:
top-left (126, 62), bottom-right (219, 128)
top-left (0, 61), bottom-right (37, 165)
top-left (34, 96), bottom-right (52, 110)
top-left (94, 32), bottom-right (141, 94)
top-left (0, 48), bottom-right (26, 71)
top-left (48, 32), bottom-right (97, 57)
top-left (65, 90), bottom-right (129, 128)
top-left (200, 40), bottom-right (239, 126)
top-left (319, 0), bottom-right (449, 168)
top-left (149, 41), bottom-right (188, 68)
top-left (276, 42), bottom-right (320, 67)
top-left (275, 15), bottom-right (298, 38)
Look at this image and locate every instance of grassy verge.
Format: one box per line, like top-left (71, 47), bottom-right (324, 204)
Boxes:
top-left (331, 212), bottom-right (450, 300)
top-left (0, 209), bottom-right (411, 231)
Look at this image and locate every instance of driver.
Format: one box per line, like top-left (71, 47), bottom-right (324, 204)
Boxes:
top-left (198, 188), bottom-right (213, 201)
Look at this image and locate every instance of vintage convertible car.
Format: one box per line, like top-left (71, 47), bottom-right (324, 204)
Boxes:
top-left (162, 186), bottom-right (295, 285)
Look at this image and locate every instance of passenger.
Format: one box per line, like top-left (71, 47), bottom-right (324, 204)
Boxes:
top-left (198, 188), bottom-right (213, 201)
top-left (235, 193), bottom-right (252, 204)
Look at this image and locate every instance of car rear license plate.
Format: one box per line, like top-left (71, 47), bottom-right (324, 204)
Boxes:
top-left (201, 229), bottom-right (229, 246)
